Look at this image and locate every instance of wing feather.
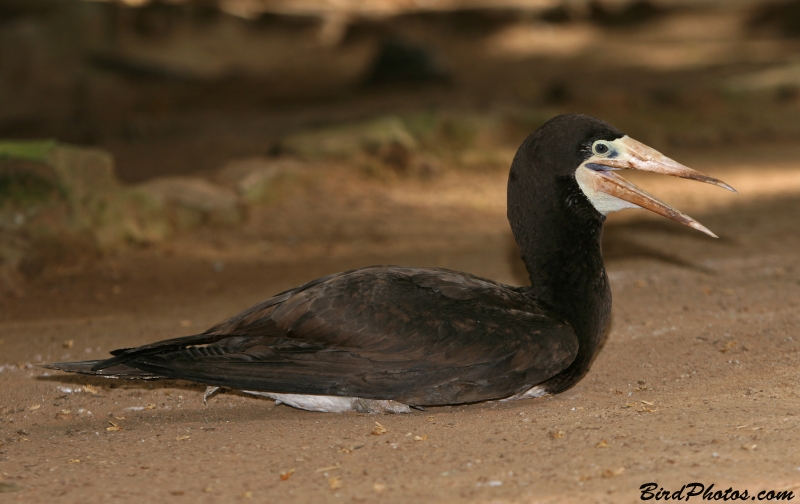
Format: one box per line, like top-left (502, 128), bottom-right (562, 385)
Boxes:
top-left (92, 266), bottom-right (579, 405)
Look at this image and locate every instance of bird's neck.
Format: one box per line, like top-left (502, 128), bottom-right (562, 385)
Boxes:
top-left (509, 176), bottom-right (611, 349)
top-left (521, 217), bottom-right (609, 336)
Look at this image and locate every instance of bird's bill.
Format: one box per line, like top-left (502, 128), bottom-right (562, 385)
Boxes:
top-left (578, 136), bottom-right (736, 238)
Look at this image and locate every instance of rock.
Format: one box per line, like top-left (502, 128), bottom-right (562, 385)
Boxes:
top-left (0, 141), bottom-right (251, 246)
top-left (0, 232), bottom-right (27, 294)
top-left (0, 141), bottom-right (136, 282)
top-left (279, 116), bottom-right (417, 160)
top-left (46, 145), bottom-right (129, 243)
top-left (0, 141), bottom-right (258, 283)
top-left (215, 157), bottom-right (304, 204)
top-left (0, 141), bottom-right (136, 245)
top-left (132, 176), bottom-right (244, 232)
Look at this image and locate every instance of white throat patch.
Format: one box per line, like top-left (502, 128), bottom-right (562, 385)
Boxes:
top-left (575, 164), bottom-right (641, 215)
top-left (574, 135), bottom-right (641, 215)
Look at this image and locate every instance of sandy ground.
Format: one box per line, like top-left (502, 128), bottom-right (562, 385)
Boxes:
top-left (1, 146), bottom-right (800, 503)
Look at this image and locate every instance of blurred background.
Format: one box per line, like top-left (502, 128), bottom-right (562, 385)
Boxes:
top-left (1, 0), bottom-right (799, 302)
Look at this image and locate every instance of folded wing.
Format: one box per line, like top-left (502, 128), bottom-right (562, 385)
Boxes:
top-left (47, 267), bottom-right (579, 406)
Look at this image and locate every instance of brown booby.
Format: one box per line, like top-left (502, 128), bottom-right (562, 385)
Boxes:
top-left (44, 114), bottom-right (735, 413)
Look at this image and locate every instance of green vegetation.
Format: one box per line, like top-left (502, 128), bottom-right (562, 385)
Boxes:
top-left (0, 140), bottom-right (57, 163)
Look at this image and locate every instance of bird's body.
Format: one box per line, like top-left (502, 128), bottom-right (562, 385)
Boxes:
top-left (45, 114), bottom-right (735, 413)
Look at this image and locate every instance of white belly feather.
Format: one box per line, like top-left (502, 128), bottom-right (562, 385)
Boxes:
top-left (204, 385), bottom-right (547, 413)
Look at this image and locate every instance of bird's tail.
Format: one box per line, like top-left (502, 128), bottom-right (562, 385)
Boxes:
top-left (41, 360), bottom-right (164, 379)
top-left (42, 332), bottom-right (230, 379)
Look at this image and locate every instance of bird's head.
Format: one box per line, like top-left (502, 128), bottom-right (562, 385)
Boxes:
top-left (512, 114), bottom-right (736, 238)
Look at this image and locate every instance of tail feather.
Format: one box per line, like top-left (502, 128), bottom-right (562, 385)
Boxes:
top-left (42, 360), bottom-right (164, 379)
top-left (90, 333), bottom-right (226, 371)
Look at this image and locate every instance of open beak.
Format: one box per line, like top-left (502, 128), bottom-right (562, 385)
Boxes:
top-left (576, 136), bottom-right (736, 238)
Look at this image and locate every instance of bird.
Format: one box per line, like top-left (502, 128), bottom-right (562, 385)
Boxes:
top-left (44, 114), bottom-right (736, 414)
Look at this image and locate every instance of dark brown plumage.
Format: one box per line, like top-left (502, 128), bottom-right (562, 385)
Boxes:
top-left (45, 114), bottom-right (733, 410)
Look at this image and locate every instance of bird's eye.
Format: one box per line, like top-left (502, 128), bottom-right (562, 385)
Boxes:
top-left (592, 141), bottom-right (611, 157)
